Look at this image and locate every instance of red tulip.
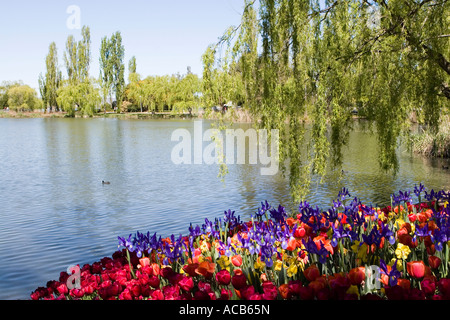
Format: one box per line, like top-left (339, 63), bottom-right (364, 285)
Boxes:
top-left (150, 289), bottom-right (164, 300)
top-left (428, 256), bottom-right (442, 269)
top-left (148, 275), bottom-right (160, 289)
top-left (219, 288), bottom-right (232, 300)
top-left (215, 269), bottom-right (231, 286)
top-left (286, 237), bottom-right (298, 251)
top-left (231, 272), bottom-right (247, 290)
top-left (407, 261), bottom-right (426, 279)
top-left (298, 286), bottom-right (315, 300)
top-left (348, 267), bottom-right (366, 286)
top-left (303, 264), bottom-right (320, 282)
top-left (308, 279), bottom-right (326, 296)
top-left (178, 276), bottom-right (194, 292)
top-left (385, 285), bottom-right (405, 300)
top-left (397, 278), bottom-right (411, 290)
top-left (163, 284), bottom-right (180, 300)
top-left (316, 287), bottom-right (331, 300)
top-left (240, 285), bottom-right (256, 300)
top-left (57, 283), bottom-right (69, 295)
top-left (262, 281), bottom-right (278, 300)
top-left (438, 279), bottom-right (450, 298)
top-left (288, 280), bottom-right (303, 296)
top-left (294, 226), bottom-right (306, 238)
top-left (119, 288), bottom-right (133, 300)
top-left (421, 278), bottom-right (436, 297)
top-left (182, 263), bottom-right (199, 277)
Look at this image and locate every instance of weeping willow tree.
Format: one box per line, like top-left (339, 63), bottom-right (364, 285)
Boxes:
top-left (202, 0), bottom-right (449, 202)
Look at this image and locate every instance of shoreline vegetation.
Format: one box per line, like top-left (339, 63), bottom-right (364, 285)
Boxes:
top-left (409, 116), bottom-right (450, 159)
top-left (0, 108), bottom-right (254, 123)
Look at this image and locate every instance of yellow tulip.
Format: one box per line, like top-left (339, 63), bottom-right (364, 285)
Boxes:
top-left (395, 243), bottom-right (411, 260)
top-left (274, 260), bottom-right (283, 271)
top-left (287, 263), bottom-right (298, 278)
top-left (254, 259), bottom-right (266, 271)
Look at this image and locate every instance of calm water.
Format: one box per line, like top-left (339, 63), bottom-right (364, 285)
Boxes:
top-left (0, 118), bottom-right (449, 300)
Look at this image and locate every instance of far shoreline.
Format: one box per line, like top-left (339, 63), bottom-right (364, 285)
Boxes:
top-left (0, 108), bottom-right (254, 123)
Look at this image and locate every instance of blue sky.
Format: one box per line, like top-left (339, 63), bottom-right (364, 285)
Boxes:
top-left (0, 0), bottom-right (245, 91)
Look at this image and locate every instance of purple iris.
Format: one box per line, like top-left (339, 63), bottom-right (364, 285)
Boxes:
top-left (256, 200), bottom-right (271, 218)
top-left (415, 224), bottom-right (431, 238)
top-left (331, 223), bottom-right (353, 247)
top-left (324, 207), bottom-right (339, 223)
top-left (302, 238), bottom-right (329, 264)
top-left (162, 234), bottom-right (185, 263)
top-left (202, 218), bottom-right (220, 239)
top-left (414, 183), bottom-right (426, 197)
top-left (299, 203), bottom-right (322, 231)
top-left (392, 190), bottom-right (412, 206)
top-left (118, 234), bottom-right (134, 252)
top-left (431, 229), bottom-right (448, 251)
top-left (380, 259), bottom-right (401, 287)
top-left (380, 222), bottom-right (396, 245)
top-left (189, 223), bottom-right (202, 238)
top-left (362, 226), bottom-right (383, 247)
top-left (424, 189), bottom-right (438, 202)
top-left (223, 209), bottom-right (243, 231)
top-left (260, 245), bottom-right (274, 267)
top-left (337, 187), bottom-right (351, 201)
top-left (269, 205), bottom-right (287, 223)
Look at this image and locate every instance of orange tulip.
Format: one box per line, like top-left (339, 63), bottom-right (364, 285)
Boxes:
top-left (286, 217), bottom-right (296, 227)
top-left (196, 261), bottom-right (216, 277)
top-left (139, 257), bottom-right (150, 268)
top-left (278, 284), bottom-right (291, 299)
top-left (407, 261), bottom-right (426, 279)
top-left (286, 237), bottom-right (297, 251)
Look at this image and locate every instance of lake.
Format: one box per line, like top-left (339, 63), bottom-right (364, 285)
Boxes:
top-left (0, 117), bottom-right (449, 299)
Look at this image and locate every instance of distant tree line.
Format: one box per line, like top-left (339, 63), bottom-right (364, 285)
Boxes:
top-left (34, 26), bottom-right (206, 117)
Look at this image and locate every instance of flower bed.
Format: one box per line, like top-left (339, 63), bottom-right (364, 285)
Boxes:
top-left (31, 184), bottom-right (450, 300)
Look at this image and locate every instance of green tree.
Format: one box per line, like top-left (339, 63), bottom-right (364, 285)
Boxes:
top-left (0, 81), bottom-right (23, 109)
top-left (99, 36), bottom-right (114, 113)
top-left (64, 26), bottom-right (91, 85)
top-left (100, 32), bottom-right (125, 112)
top-left (205, 0), bottom-right (450, 202)
top-left (173, 73), bottom-right (202, 112)
top-left (111, 31), bottom-right (125, 111)
top-left (39, 42), bottom-right (62, 112)
top-left (7, 85), bottom-right (42, 112)
top-left (57, 79), bottom-right (100, 117)
top-left (128, 56), bottom-right (137, 78)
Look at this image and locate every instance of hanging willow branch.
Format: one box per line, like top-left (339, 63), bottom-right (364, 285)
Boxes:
top-left (202, 0), bottom-right (450, 202)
